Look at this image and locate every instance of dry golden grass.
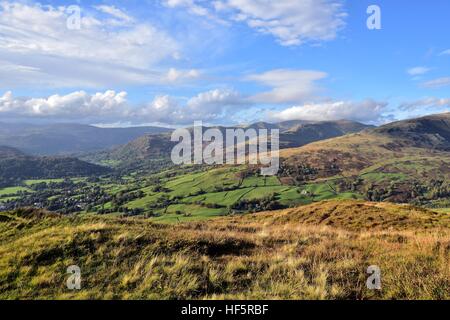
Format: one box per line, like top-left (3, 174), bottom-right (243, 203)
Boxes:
top-left (0, 201), bottom-right (449, 300)
top-left (242, 200), bottom-right (450, 231)
top-left (279, 131), bottom-right (450, 178)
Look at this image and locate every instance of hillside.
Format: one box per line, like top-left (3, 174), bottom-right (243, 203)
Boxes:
top-left (281, 113), bottom-right (450, 176)
top-left (279, 120), bottom-right (373, 148)
top-left (0, 201), bottom-right (448, 300)
top-left (0, 123), bottom-right (171, 155)
top-left (373, 113), bottom-right (450, 151)
top-left (86, 133), bottom-right (175, 165)
top-left (87, 120), bottom-right (372, 166)
top-left (0, 146), bottom-right (110, 183)
top-left (278, 113), bottom-right (450, 206)
top-left (244, 200), bottom-right (450, 231)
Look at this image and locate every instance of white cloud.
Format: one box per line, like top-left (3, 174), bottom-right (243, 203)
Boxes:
top-left (163, 0), bottom-right (226, 23)
top-left (421, 77), bottom-right (450, 89)
top-left (407, 67), bottom-right (430, 76)
top-left (165, 0), bottom-right (346, 46)
top-left (246, 69), bottom-right (327, 104)
top-left (268, 100), bottom-right (388, 123)
top-left (0, 87), bottom-right (248, 124)
top-left (399, 97), bottom-right (450, 111)
top-left (166, 68), bottom-right (201, 83)
top-left (0, 2), bottom-right (179, 88)
top-left (140, 89), bottom-right (246, 124)
top-left (0, 90), bottom-right (129, 120)
top-left (439, 49), bottom-right (450, 56)
top-left (187, 89), bottom-right (244, 110)
top-left (94, 5), bottom-right (134, 24)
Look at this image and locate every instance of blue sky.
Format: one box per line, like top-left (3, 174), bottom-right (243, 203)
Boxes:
top-left (0, 0), bottom-right (449, 126)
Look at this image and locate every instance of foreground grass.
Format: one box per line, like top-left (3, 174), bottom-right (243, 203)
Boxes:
top-left (0, 201), bottom-right (448, 300)
top-left (434, 208), bottom-right (450, 214)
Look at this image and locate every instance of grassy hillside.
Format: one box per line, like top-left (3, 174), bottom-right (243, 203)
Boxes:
top-left (241, 200), bottom-right (450, 231)
top-left (0, 202), bottom-right (448, 300)
top-left (281, 113), bottom-right (450, 166)
top-left (373, 112), bottom-right (450, 151)
top-left (279, 120), bottom-right (373, 148)
top-left (279, 113), bottom-right (450, 208)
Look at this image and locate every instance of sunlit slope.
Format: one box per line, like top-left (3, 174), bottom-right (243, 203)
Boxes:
top-left (280, 113), bottom-right (450, 179)
top-left (243, 200), bottom-right (450, 231)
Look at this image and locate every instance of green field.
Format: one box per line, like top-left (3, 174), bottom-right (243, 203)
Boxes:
top-left (0, 186), bottom-right (32, 196)
top-left (24, 179), bottom-right (65, 186)
top-left (116, 167), bottom-right (365, 222)
top-left (0, 196), bottom-right (19, 203)
top-left (2, 151), bottom-right (444, 224)
top-left (152, 204), bottom-right (227, 223)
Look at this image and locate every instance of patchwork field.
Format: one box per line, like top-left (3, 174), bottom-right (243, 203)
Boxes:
top-left (2, 154), bottom-right (448, 222)
top-left (112, 167), bottom-right (365, 222)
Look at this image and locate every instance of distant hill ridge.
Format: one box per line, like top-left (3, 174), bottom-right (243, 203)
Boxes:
top-left (373, 112), bottom-right (450, 150)
top-left (0, 146), bottom-right (110, 182)
top-left (0, 123), bottom-right (171, 155)
top-left (85, 120), bottom-right (372, 165)
top-left (279, 113), bottom-right (450, 189)
top-left (0, 119), bottom-right (373, 157)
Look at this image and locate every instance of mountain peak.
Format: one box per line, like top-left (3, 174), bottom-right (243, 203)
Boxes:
top-left (374, 112), bottom-right (450, 150)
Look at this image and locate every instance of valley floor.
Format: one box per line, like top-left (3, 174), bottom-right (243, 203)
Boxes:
top-left (0, 200), bottom-right (448, 300)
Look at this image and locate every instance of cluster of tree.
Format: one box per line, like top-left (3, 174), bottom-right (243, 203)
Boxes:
top-left (213, 185), bottom-right (239, 193)
top-left (236, 167), bottom-right (260, 184)
top-left (356, 179), bottom-right (450, 204)
top-left (112, 190), bottom-right (145, 206)
top-left (231, 194), bottom-right (285, 213)
top-left (144, 194), bottom-right (181, 211)
top-left (29, 179), bottom-right (74, 191)
top-left (427, 180), bottom-right (450, 199)
top-left (6, 180), bottom-right (113, 214)
top-left (278, 163), bottom-right (319, 185)
top-left (336, 177), bottom-right (364, 193)
top-left (152, 185), bottom-right (172, 193)
top-left (0, 177), bottom-right (22, 188)
top-left (97, 206), bottom-right (143, 216)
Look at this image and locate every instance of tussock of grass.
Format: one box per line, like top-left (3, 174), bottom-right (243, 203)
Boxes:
top-left (246, 200), bottom-right (450, 231)
top-left (0, 201), bottom-right (448, 300)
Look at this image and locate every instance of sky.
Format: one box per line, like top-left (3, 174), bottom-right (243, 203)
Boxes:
top-left (0, 0), bottom-right (449, 127)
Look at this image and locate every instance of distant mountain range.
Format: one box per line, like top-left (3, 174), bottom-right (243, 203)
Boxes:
top-left (0, 146), bottom-right (110, 184)
top-left (1, 113), bottom-right (449, 206)
top-left (3, 114), bottom-right (449, 185)
top-left (84, 120), bottom-right (373, 165)
top-left (277, 119), bottom-right (373, 148)
top-left (0, 123), bottom-right (171, 155)
top-left (0, 120), bottom-right (373, 158)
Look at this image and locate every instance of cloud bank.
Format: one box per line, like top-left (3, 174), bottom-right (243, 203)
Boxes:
top-left (0, 2), bottom-right (180, 88)
top-left (164, 0), bottom-right (347, 46)
top-left (268, 100), bottom-right (388, 124)
top-left (0, 89), bottom-right (247, 125)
